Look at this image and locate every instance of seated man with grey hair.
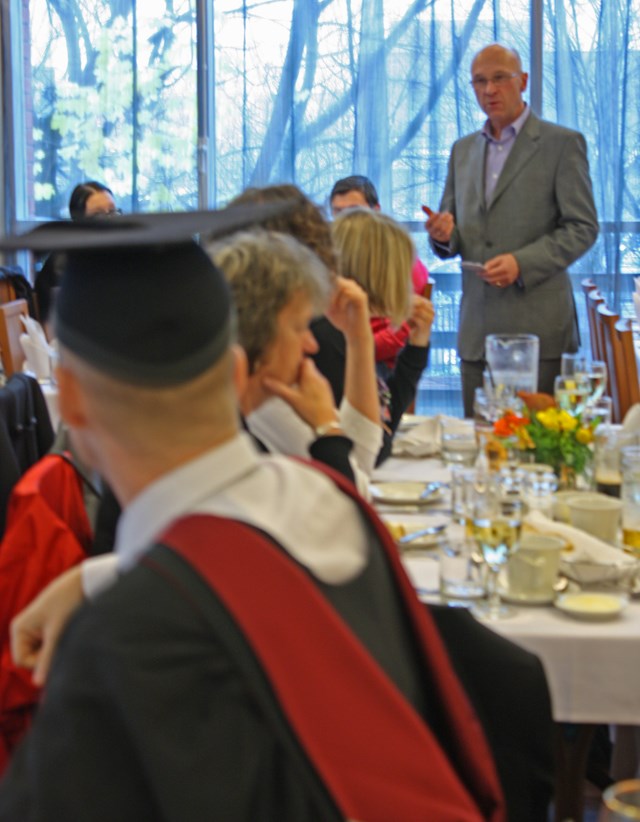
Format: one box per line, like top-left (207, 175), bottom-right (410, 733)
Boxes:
top-left (0, 216), bottom-right (506, 821)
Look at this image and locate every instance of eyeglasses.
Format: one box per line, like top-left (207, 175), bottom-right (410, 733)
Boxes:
top-left (470, 72), bottom-right (519, 90)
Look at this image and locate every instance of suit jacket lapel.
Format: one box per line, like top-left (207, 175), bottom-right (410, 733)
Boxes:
top-left (488, 111), bottom-right (541, 209)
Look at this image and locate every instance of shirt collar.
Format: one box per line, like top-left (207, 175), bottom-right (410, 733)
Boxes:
top-left (114, 432), bottom-right (259, 568)
top-left (482, 103), bottom-right (530, 144)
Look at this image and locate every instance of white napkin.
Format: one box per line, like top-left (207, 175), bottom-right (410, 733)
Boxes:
top-left (19, 316), bottom-right (53, 381)
top-left (392, 417), bottom-right (440, 457)
top-left (525, 510), bottom-right (636, 568)
top-left (392, 415), bottom-right (475, 458)
top-left (623, 403), bottom-right (640, 433)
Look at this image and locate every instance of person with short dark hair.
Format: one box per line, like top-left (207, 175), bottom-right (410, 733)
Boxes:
top-left (329, 174), bottom-right (380, 211)
top-left (68, 181), bottom-right (118, 220)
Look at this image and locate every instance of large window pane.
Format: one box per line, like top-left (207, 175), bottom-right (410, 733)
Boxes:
top-left (22, 0), bottom-right (197, 218)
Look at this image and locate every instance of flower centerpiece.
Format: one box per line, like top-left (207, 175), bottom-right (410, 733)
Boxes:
top-left (488, 392), bottom-right (598, 487)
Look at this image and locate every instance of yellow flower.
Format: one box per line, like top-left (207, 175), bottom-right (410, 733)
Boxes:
top-left (575, 426), bottom-right (593, 445)
top-left (536, 409), bottom-right (560, 431)
top-left (558, 411), bottom-right (578, 433)
top-left (516, 427), bottom-right (534, 449)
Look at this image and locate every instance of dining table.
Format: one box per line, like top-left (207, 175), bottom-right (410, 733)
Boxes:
top-left (373, 447), bottom-right (640, 822)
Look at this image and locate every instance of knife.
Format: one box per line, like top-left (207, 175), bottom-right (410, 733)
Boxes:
top-left (397, 523), bottom-right (447, 545)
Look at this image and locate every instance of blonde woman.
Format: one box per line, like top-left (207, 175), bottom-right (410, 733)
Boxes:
top-left (314, 208), bottom-right (435, 462)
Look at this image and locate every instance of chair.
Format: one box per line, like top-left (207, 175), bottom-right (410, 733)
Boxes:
top-left (0, 300), bottom-right (28, 377)
top-left (0, 374), bottom-right (55, 538)
top-left (586, 288), bottom-right (606, 362)
top-left (423, 279), bottom-right (434, 300)
top-left (580, 278), bottom-right (597, 354)
top-left (596, 304), bottom-right (624, 422)
top-left (614, 318), bottom-right (640, 420)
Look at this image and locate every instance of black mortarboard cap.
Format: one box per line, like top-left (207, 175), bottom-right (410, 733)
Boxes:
top-left (0, 204), bottom-right (293, 385)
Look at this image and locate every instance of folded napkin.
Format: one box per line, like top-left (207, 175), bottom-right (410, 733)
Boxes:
top-left (19, 316), bottom-right (54, 381)
top-left (623, 403), bottom-right (640, 433)
top-left (525, 510), bottom-right (636, 568)
top-left (392, 415), bottom-right (472, 458)
top-left (392, 417), bottom-right (440, 457)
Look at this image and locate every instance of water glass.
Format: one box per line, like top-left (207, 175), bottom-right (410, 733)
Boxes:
top-left (440, 418), bottom-right (478, 466)
top-left (439, 530), bottom-right (485, 601)
top-left (450, 465), bottom-right (474, 524)
top-left (582, 395), bottom-right (613, 429)
top-left (521, 466), bottom-right (557, 517)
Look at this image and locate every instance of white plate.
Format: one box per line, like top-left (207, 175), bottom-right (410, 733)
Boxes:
top-left (370, 481), bottom-right (443, 506)
top-left (554, 592), bottom-right (628, 620)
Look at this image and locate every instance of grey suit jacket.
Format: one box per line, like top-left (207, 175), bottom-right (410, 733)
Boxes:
top-left (433, 110), bottom-right (599, 361)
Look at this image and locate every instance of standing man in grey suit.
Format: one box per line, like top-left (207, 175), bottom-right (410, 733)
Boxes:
top-left (425, 44), bottom-right (599, 416)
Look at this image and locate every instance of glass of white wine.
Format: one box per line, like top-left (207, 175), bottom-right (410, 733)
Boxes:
top-left (470, 481), bottom-right (523, 620)
top-left (554, 374), bottom-right (591, 415)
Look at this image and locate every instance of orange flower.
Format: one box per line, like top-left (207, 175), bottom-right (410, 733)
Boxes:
top-left (493, 411), bottom-right (529, 438)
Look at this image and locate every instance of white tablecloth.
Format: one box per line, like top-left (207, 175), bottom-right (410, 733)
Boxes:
top-left (404, 550), bottom-right (640, 724)
top-left (375, 450), bottom-right (640, 725)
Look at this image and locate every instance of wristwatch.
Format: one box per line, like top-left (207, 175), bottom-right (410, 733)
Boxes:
top-left (314, 420), bottom-right (343, 437)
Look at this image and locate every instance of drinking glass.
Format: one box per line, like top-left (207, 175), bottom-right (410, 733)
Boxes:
top-left (581, 359), bottom-right (608, 405)
top-left (621, 446), bottom-right (640, 555)
top-left (554, 374), bottom-right (591, 414)
top-left (469, 479), bottom-right (523, 620)
top-left (561, 352), bottom-right (588, 377)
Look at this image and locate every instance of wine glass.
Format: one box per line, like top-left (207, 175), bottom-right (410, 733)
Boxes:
top-left (470, 479), bottom-right (523, 620)
top-left (580, 359), bottom-right (607, 406)
top-left (561, 352), bottom-right (588, 378)
top-left (554, 374), bottom-right (591, 414)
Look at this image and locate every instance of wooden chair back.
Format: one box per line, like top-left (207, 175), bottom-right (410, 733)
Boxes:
top-left (596, 303), bottom-right (624, 421)
top-left (423, 279), bottom-right (434, 301)
top-left (614, 318), bottom-right (640, 421)
top-left (586, 288), bottom-right (606, 361)
top-left (0, 281), bottom-right (16, 305)
top-left (0, 300), bottom-right (28, 378)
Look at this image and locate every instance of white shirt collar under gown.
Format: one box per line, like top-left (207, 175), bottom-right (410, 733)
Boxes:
top-left (115, 432), bottom-right (369, 584)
